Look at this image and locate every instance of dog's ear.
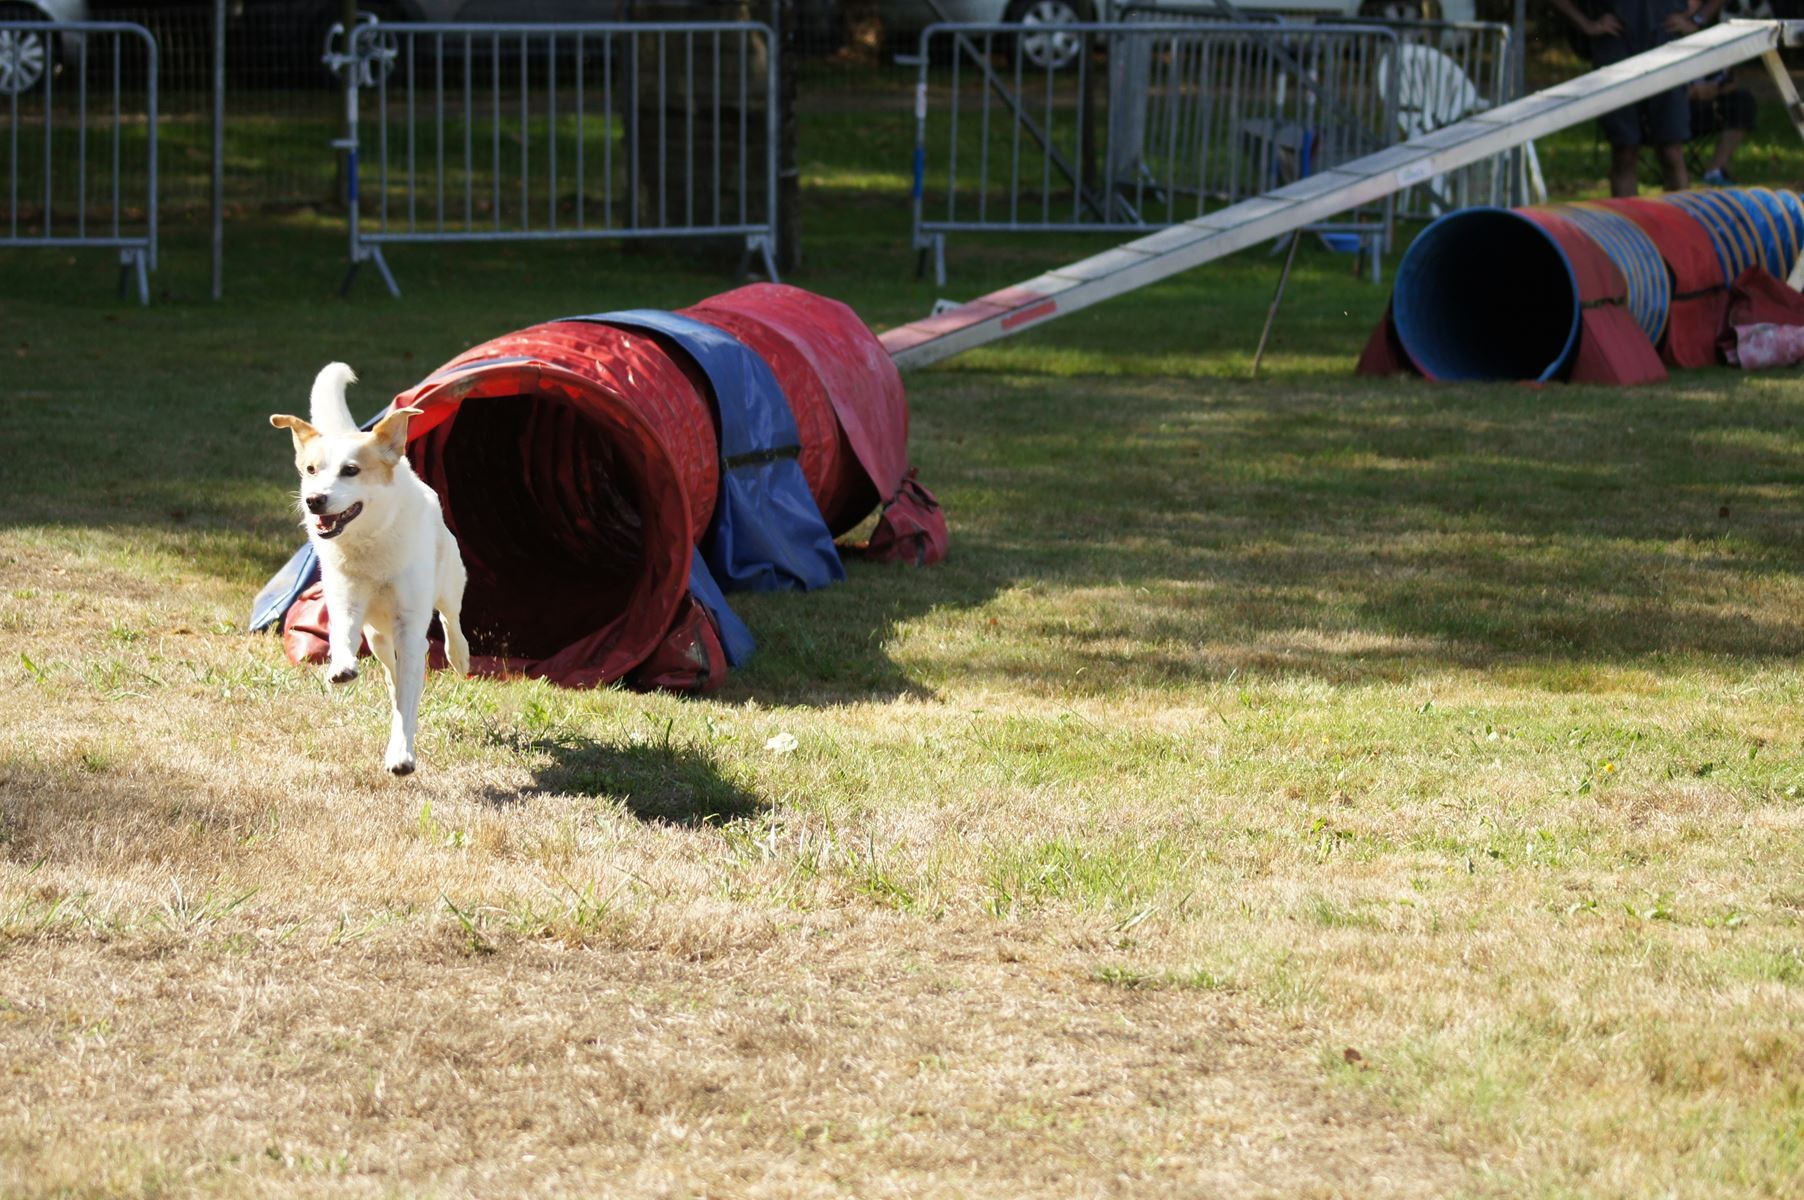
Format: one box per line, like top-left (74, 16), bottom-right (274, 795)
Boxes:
top-left (370, 406), bottom-right (423, 463)
top-left (270, 414), bottom-right (320, 455)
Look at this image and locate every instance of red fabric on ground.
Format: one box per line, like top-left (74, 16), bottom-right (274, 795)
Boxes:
top-left (1722, 265), bottom-right (1804, 328)
top-left (1716, 266), bottom-right (1804, 366)
top-left (1355, 302), bottom-right (1415, 377)
top-left (280, 582), bottom-right (450, 671)
top-left (854, 470), bottom-right (949, 567)
top-left (626, 597), bottom-right (729, 694)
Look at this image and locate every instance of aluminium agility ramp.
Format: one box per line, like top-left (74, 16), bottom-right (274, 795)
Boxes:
top-left (880, 18), bottom-right (1804, 371)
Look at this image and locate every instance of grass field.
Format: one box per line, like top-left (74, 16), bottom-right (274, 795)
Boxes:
top-left (4, 76), bottom-right (1804, 1195)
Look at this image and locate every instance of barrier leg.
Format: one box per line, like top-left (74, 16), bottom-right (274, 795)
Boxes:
top-left (370, 245), bottom-right (399, 297)
top-left (741, 233), bottom-right (780, 284)
top-left (117, 248), bottom-right (149, 306)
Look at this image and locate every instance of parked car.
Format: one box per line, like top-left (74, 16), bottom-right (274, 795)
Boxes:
top-left (881, 0), bottom-right (1477, 71)
top-left (0, 0), bottom-right (87, 95)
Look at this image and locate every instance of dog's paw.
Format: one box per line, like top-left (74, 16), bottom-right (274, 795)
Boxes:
top-left (326, 663), bottom-right (359, 685)
top-left (386, 753), bottom-right (417, 777)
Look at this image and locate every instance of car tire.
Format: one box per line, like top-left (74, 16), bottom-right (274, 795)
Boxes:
top-left (1003, 0), bottom-right (1095, 73)
top-left (0, 4), bottom-right (55, 97)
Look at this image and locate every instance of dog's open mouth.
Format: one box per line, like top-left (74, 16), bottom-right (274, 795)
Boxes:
top-left (314, 502), bottom-right (364, 539)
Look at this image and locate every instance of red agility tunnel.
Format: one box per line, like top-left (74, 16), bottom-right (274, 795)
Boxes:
top-left (257, 284), bottom-right (948, 691)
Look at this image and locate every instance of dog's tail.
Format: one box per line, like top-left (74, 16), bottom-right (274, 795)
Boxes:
top-left (309, 362), bottom-right (360, 436)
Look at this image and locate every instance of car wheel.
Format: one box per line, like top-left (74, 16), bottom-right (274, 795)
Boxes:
top-left (1005, 0), bottom-right (1093, 73)
top-left (0, 6), bottom-right (53, 96)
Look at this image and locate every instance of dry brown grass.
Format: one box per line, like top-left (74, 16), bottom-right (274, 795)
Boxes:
top-left (6, 231), bottom-right (1804, 1195)
top-left (0, 546), bottom-right (1472, 1198)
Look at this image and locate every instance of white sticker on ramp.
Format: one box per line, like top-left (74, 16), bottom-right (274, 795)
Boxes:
top-left (1396, 160), bottom-right (1437, 187)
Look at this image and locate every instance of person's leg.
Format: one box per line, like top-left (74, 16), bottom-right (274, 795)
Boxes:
top-left (1690, 98), bottom-right (1723, 178)
top-left (1648, 84), bottom-right (1691, 191)
top-left (1655, 142), bottom-right (1690, 191)
top-left (1710, 129), bottom-right (1747, 175)
top-left (1599, 93), bottom-right (1646, 197)
top-left (1710, 90), bottom-right (1757, 176)
top-left (1610, 143), bottom-right (1642, 197)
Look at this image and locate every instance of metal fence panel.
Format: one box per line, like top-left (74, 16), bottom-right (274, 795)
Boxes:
top-left (0, 20), bottom-right (158, 303)
top-left (1120, 6), bottom-right (1518, 219)
top-left (910, 20), bottom-right (1399, 285)
top-left (329, 19), bottom-right (780, 297)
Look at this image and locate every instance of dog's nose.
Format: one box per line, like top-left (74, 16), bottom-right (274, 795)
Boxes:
top-left (304, 494), bottom-right (328, 514)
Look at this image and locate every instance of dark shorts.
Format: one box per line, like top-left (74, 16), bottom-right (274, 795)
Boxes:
top-left (1599, 85), bottom-right (1691, 147)
top-left (1592, 34), bottom-right (1691, 147)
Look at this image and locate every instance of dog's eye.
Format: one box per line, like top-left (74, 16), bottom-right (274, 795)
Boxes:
top-left (305, 465), bottom-right (316, 475)
top-left (340, 464), bottom-right (361, 478)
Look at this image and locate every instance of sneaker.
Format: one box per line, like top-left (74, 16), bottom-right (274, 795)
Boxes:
top-left (1701, 168), bottom-right (1731, 187)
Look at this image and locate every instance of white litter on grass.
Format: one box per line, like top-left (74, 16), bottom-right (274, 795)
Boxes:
top-left (764, 732), bottom-right (798, 755)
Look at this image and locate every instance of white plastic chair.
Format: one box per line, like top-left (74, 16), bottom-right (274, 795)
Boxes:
top-left (1379, 42), bottom-right (1545, 212)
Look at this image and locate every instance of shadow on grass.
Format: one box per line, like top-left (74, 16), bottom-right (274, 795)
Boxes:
top-left (516, 735), bottom-right (764, 826)
top-left (891, 370), bottom-right (1804, 688)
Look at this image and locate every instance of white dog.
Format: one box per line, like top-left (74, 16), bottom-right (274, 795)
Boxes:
top-left (271, 363), bottom-right (471, 776)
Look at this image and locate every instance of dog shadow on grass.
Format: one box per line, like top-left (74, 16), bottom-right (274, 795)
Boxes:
top-left (498, 732), bottom-right (764, 826)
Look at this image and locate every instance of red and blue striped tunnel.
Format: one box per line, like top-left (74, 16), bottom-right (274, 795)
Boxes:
top-left (1386, 188), bottom-right (1804, 383)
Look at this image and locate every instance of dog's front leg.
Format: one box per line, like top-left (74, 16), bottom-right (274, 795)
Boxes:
top-left (382, 621), bottom-right (427, 777)
top-left (322, 577), bottom-right (368, 685)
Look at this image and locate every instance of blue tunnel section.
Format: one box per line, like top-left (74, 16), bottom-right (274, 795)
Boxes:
top-left (1391, 208), bottom-right (1582, 383)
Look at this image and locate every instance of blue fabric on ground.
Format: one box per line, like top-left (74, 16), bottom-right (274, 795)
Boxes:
top-left (249, 542), bottom-right (319, 632)
top-left (686, 548), bottom-right (756, 667)
top-left (569, 309), bottom-right (846, 596)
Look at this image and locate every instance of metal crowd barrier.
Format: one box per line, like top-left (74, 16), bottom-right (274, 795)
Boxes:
top-left (326, 18), bottom-right (780, 296)
top-left (1120, 7), bottom-right (1525, 216)
top-left (1, 20), bottom-right (158, 304)
top-left (910, 21), bottom-right (1399, 286)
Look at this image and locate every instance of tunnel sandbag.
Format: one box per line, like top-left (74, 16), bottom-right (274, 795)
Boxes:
top-left (1391, 208), bottom-right (1583, 381)
top-left (1593, 197), bottom-right (1726, 368)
